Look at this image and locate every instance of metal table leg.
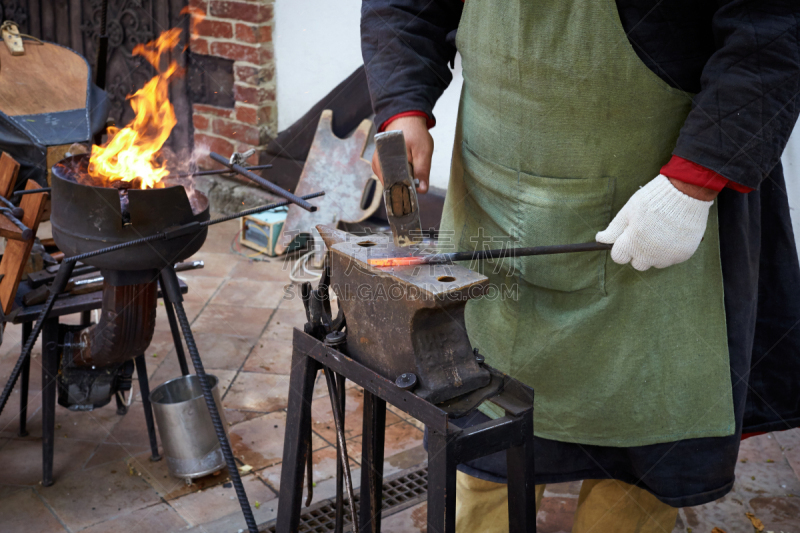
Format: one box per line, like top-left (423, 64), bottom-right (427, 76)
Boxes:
top-left (507, 410), bottom-right (536, 533)
top-left (41, 317), bottom-right (59, 487)
top-left (18, 321), bottom-right (32, 437)
top-left (276, 346), bottom-right (320, 533)
top-left (359, 391), bottom-right (386, 533)
top-left (160, 274), bottom-right (190, 376)
top-left (426, 427), bottom-right (458, 533)
top-left (135, 354), bottom-right (162, 461)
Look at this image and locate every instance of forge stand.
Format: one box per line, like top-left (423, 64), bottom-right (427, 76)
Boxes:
top-left (276, 328), bottom-right (537, 533)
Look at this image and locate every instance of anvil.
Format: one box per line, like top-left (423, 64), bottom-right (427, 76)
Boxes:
top-left (318, 225), bottom-right (492, 404)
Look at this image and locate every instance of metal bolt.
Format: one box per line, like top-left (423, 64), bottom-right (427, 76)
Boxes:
top-left (395, 372), bottom-right (417, 391)
top-left (474, 348), bottom-right (485, 365)
top-left (324, 330), bottom-right (347, 347)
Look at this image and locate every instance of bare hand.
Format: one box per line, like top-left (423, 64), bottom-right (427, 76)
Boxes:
top-left (372, 115), bottom-right (434, 193)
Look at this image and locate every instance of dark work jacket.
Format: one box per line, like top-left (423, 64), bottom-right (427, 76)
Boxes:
top-left (363, 0), bottom-right (800, 506)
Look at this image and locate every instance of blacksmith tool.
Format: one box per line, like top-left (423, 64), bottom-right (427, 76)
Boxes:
top-left (375, 131), bottom-right (423, 246)
top-left (368, 241), bottom-right (613, 266)
top-left (209, 151), bottom-right (318, 212)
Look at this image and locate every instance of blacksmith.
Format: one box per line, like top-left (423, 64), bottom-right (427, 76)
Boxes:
top-left (361, 0), bottom-right (800, 531)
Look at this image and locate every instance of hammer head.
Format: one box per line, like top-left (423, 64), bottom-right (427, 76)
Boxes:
top-left (375, 131), bottom-right (423, 247)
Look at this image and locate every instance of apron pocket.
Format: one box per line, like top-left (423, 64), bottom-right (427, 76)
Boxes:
top-left (517, 171), bottom-right (615, 293)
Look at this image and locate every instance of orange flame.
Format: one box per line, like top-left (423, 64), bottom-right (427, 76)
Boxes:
top-left (88, 28), bottom-right (183, 189)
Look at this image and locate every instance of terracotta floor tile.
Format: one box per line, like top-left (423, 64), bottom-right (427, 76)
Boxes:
top-left (228, 410), bottom-right (327, 472)
top-left (197, 219), bottom-right (241, 254)
top-left (211, 278), bottom-right (288, 309)
top-left (736, 433), bottom-right (800, 495)
top-left (222, 372), bottom-right (291, 412)
top-left (79, 502), bottom-right (189, 533)
top-left (84, 443), bottom-right (151, 470)
top-left (127, 450), bottom-right (229, 501)
top-left (243, 339), bottom-right (294, 374)
top-left (181, 274), bottom-right (225, 304)
top-left (258, 463), bottom-right (363, 508)
top-left (230, 257), bottom-right (295, 281)
top-left (19, 398), bottom-right (123, 443)
top-left (380, 501), bottom-right (427, 532)
top-left (38, 458), bottom-right (161, 531)
top-left (259, 308), bottom-right (308, 344)
top-left (184, 332), bottom-right (256, 370)
top-left (169, 474), bottom-right (275, 526)
top-left (103, 401), bottom-right (160, 448)
top-left (0, 389), bottom-right (42, 438)
top-left (348, 421), bottom-right (425, 477)
top-left (537, 497), bottom-right (578, 533)
top-left (310, 387), bottom-right (402, 444)
top-left (182, 251), bottom-right (238, 278)
top-left (0, 437), bottom-right (96, 485)
top-left (154, 302), bottom-right (204, 333)
top-left (774, 427), bottom-right (800, 480)
top-left (748, 496), bottom-right (800, 531)
top-left (192, 304), bottom-right (272, 337)
top-left (0, 488), bottom-right (67, 533)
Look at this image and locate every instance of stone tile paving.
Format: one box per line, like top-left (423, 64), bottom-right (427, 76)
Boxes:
top-left (0, 219), bottom-right (796, 532)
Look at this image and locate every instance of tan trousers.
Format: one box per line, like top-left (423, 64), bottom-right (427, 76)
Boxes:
top-left (455, 472), bottom-right (679, 533)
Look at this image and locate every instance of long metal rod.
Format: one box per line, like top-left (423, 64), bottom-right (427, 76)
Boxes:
top-left (162, 268), bottom-right (258, 533)
top-left (369, 241), bottom-right (613, 267)
top-left (210, 152), bottom-right (317, 212)
top-left (324, 368), bottom-right (359, 533)
top-left (13, 165), bottom-right (276, 197)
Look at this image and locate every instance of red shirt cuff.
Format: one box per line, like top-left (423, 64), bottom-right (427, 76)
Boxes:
top-left (379, 111), bottom-right (435, 132)
top-left (661, 155), bottom-right (753, 193)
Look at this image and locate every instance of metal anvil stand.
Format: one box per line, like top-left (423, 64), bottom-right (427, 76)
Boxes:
top-left (276, 329), bottom-right (537, 533)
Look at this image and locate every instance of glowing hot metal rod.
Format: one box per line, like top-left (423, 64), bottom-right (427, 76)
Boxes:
top-left (367, 241), bottom-right (613, 267)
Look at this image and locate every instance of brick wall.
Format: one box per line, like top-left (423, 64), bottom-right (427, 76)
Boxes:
top-left (188, 0), bottom-right (276, 168)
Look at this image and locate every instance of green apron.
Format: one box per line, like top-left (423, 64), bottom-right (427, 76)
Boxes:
top-left (441, 0), bottom-right (735, 446)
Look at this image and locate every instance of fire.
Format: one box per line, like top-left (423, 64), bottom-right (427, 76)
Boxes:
top-left (88, 28), bottom-right (183, 189)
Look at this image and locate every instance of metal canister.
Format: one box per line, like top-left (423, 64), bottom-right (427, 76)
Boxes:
top-left (150, 374), bottom-right (228, 479)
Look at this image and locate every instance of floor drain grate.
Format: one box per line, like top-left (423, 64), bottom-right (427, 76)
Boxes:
top-left (263, 465), bottom-right (428, 532)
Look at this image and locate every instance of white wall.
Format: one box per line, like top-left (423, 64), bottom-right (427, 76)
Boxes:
top-left (274, 0), bottom-right (462, 191)
top-left (782, 123), bottom-right (800, 250)
top-left (274, 0), bottom-right (364, 131)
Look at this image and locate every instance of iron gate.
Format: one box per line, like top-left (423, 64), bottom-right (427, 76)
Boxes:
top-left (0, 0), bottom-right (193, 154)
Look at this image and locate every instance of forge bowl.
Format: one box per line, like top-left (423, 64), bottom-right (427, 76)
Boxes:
top-left (51, 154), bottom-right (210, 271)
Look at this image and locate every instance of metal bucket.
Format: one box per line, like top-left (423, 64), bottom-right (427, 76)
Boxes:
top-left (150, 374), bottom-right (228, 479)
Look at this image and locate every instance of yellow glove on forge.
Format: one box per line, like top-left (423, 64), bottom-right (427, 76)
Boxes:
top-left (596, 175), bottom-right (713, 271)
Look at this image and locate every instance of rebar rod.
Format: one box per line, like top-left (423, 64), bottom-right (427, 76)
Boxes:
top-left (210, 152), bottom-right (317, 212)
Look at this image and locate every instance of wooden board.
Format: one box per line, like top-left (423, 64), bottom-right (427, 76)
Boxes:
top-left (0, 42), bottom-right (87, 116)
top-left (0, 179), bottom-right (48, 314)
top-left (0, 152), bottom-right (20, 197)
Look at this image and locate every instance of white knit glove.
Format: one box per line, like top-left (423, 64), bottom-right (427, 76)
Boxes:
top-left (596, 175), bottom-right (713, 271)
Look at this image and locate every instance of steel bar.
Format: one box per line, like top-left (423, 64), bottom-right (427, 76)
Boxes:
top-left (359, 391), bottom-right (386, 533)
top-left (168, 164), bottom-right (273, 179)
top-left (41, 317), bottom-right (59, 486)
top-left (276, 346), bottom-right (320, 533)
top-left (17, 322), bottom-right (32, 436)
top-left (324, 367), bottom-right (359, 533)
top-left (135, 354), bottom-right (162, 461)
top-left (12, 187), bottom-right (50, 197)
top-left (0, 261), bottom-right (76, 418)
top-left (0, 208), bottom-right (32, 240)
top-left (368, 241), bottom-right (613, 267)
top-left (334, 373), bottom-right (346, 533)
top-left (161, 267), bottom-right (258, 533)
top-left (210, 152), bottom-right (317, 212)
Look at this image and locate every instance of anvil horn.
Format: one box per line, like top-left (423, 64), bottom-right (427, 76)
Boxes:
top-left (316, 224), bottom-right (350, 248)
